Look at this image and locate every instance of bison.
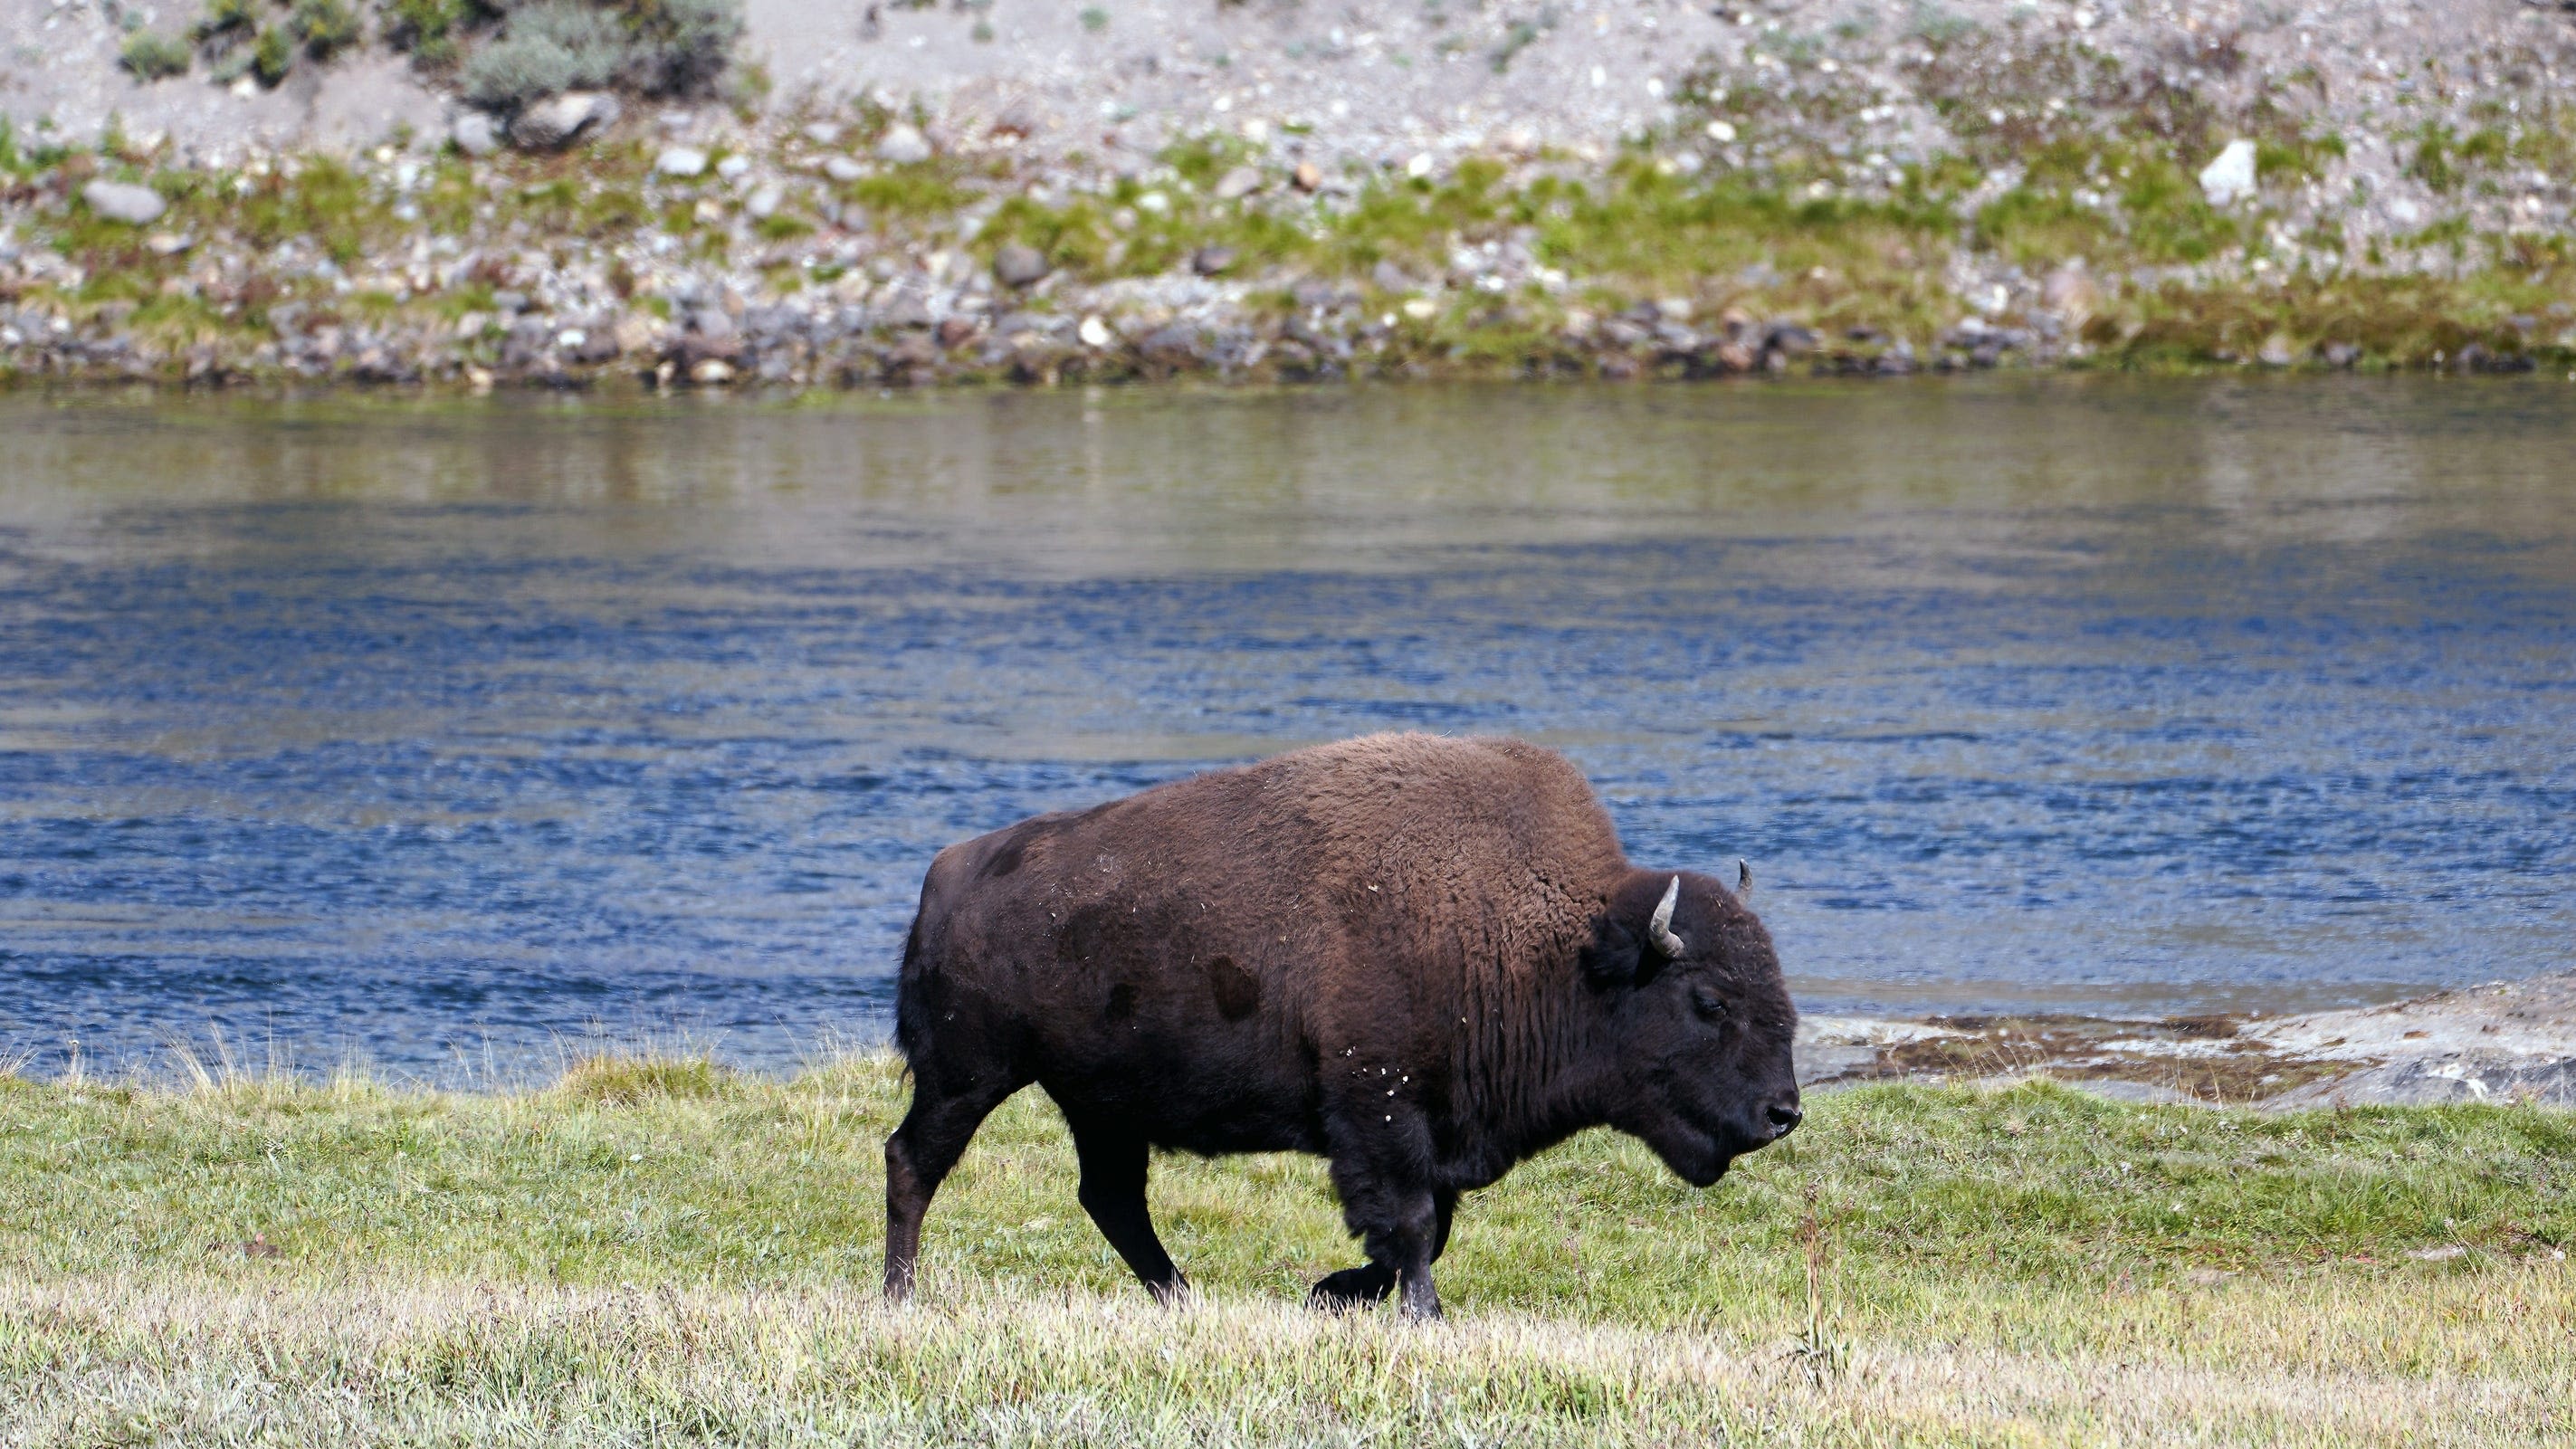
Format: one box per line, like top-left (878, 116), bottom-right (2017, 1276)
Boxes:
top-left (883, 732), bottom-right (1800, 1319)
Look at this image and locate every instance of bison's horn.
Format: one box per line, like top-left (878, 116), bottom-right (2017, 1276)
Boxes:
top-left (1737, 859), bottom-right (1754, 902)
top-left (1647, 875), bottom-right (1687, 957)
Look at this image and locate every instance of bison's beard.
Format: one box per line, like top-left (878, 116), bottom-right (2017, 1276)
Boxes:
top-left (1634, 1110), bottom-right (1752, 1189)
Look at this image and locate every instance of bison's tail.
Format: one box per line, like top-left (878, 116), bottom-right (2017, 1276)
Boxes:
top-left (892, 908), bottom-right (931, 1068)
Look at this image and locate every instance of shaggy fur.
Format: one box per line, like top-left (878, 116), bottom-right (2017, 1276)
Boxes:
top-left (884, 733), bottom-right (1800, 1318)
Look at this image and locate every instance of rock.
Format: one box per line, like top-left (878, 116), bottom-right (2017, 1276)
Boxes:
top-left (2198, 138), bottom-right (2258, 206)
top-left (993, 243), bottom-right (1050, 289)
top-left (746, 185), bottom-right (783, 220)
top-left (613, 315), bottom-right (660, 355)
top-left (1078, 315), bottom-right (1113, 348)
top-left (716, 155), bottom-right (752, 181)
top-left (2323, 341), bottom-right (2361, 368)
top-left (1137, 324), bottom-right (1204, 368)
top-left (690, 357), bottom-right (737, 385)
top-left (510, 91), bottom-right (621, 152)
top-left (801, 122), bottom-right (843, 147)
top-left (1213, 166), bottom-right (1263, 201)
top-left (877, 124), bottom-right (933, 165)
top-left (1292, 161), bottom-right (1324, 192)
top-left (824, 157), bottom-right (865, 183)
top-left (1762, 321), bottom-right (1819, 357)
top-left (2257, 333), bottom-right (2297, 367)
top-left (81, 181), bottom-right (166, 225)
top-left (453, 111), bottom-right (501, 157)
top-left (2042, 260), bottom-right (2096, 325)
top-left (1190, 244), bottom-right (1237, 276)
top-left (656, 146), bottom-right (709, 177)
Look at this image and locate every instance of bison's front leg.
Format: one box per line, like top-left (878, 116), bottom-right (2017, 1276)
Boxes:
top-left (1308, 1187), bottom-right (1454, 1313)
top-left (1322, 1109), bottom-right (1448, 1320)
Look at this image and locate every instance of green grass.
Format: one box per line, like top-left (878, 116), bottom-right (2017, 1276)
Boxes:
top-left (0, 1056), bottom-right (2569, 1443)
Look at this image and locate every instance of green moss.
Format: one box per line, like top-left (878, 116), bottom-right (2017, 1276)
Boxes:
top-left (2408, 122), bottom-right (2510, 195)
top-left (232, 157), bottom-right (379, 263)
top-left (841, 163), bottom-right (972, 221)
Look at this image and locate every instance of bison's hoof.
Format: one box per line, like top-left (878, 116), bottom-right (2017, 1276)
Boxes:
top-left (1307, 1264), bottom-right (1396, 1313)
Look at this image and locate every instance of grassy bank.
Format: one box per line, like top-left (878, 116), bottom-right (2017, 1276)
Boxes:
top-left (3, 1055), bottom-right (2571, 1444)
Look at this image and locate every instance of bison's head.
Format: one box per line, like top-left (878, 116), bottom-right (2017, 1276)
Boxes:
top-left (1579, 866), bottom-right (1800, 1187)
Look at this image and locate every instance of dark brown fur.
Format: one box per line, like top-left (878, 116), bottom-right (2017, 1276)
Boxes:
top-left (884, 732), bottom-right (1800, 1318)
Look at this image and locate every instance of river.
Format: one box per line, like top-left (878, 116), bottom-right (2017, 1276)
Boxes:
top-left (3, 378), bottom-right (2571, 1081)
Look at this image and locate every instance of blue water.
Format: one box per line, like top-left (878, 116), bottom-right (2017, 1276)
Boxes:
top-left (3, 380), bottom-right (2571, 1082)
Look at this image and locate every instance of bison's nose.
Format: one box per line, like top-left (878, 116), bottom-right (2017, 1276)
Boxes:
top-left (1764, 1101), bottom-right (1803, 1140)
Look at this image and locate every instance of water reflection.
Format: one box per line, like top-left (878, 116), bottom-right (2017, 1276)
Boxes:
top-left (1, 379), bottom-right (2571, 1081)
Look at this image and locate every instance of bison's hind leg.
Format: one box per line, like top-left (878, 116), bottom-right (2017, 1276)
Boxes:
top-left (883, 1068), bottom-right (1025, 1303)
top-left (1064, 1112), bottom-right (1188, 1304)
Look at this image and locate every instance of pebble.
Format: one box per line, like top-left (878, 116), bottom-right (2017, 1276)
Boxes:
top-left (452, 112), bottom-right (500, 157)
top-left (993, 243), bottom-right (1051, 289)
top-left (81, 181), bottom-right (166, 225)
top-left (1214, 166), bottom-right (1263, 200)
top-left (877, 124), bottom-right (934, 165)
top-left (746, 185), bottom-right (784, 220)
top-left (1293, 162), bottom-right (1323, 192)
top-left (824, 157), bottom-right (865, 183)
top-left (510, 91), bottom-right (621, 152)
top-left (2199, 138), bottom-right (2258, 205)
top-left (1191, 245), bottom-right (1238, 276)
top-left (716, 155), bottom-right (752, 181)
top-left (656, 147), bottom-right (710, 177)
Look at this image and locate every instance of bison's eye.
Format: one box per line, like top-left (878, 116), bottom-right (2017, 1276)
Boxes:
top-left (1691, 984), bottom-right (1729, 1022)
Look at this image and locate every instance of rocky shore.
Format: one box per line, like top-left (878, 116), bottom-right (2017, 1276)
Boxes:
top-left (5, 0), bottom-right (2576, 390)
top-left (1799, 969), bottom-right (2576, 1109)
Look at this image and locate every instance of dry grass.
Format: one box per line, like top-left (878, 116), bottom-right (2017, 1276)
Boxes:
top-left (0, 1055), bottom-right (2570, 1444)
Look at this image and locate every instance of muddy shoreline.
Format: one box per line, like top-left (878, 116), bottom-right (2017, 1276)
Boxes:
top-left (1800, 969), bottom-right (2576, 1108)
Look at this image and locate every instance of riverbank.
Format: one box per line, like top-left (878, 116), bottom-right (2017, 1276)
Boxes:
top-left (2, 1053), bottom-right (2569, 1444)
top-left (6, 0), bottom-right (2576, 390)
top-left (1803, 968), bottom-right (2576, 1109)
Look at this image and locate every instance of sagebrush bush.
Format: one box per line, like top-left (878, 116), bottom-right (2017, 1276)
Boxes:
top-left (627, 0), bottom-right (742, 96)
top-left (382, 0), bottom-right (466, 65)
top-left (193, 0), bottom-right (259, 40)
top-left (119, 29), bottom-right (194, 79)
top-left (460, 0), bottom-right (631, 109)
top-left (458, 0), bottom-right (742, 109)
top-left (252, 24), bottom-right (295, 83)
top-left (291, 0), bottom-right (362, 58)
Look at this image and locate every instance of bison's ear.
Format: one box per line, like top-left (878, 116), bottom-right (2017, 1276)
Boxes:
top-left (1578, 915), bottom-right (1643, 989)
